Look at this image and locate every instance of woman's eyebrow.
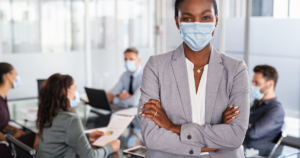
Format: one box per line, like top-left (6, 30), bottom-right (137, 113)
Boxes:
top-left (202, 10), bottom-right (212, 14)
top-left (182, 12), bottom-right (193, 16)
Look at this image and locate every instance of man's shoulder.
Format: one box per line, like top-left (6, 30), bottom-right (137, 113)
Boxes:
top-left (265, 99), bottom-right (285, 115)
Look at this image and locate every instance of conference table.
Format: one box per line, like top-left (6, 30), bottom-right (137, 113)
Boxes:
top-left (7, 98), bottom-right (300, 158)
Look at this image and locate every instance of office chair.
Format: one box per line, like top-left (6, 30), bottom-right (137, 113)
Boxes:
top-left (5, 134), bottom-right (36, 158)
top-left (0, 141), bottom-right (9, 158)
top-left (268, 132), bottom-right (287, 158)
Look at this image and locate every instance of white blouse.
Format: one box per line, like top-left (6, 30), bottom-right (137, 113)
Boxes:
top-left (185, 58), bottom-right (209, 155)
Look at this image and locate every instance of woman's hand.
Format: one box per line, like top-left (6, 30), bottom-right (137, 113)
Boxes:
top-left (89, 130), bottom-right (104, 142)
top-left (109, 139), bottom-right (121, 152)
top-left (222, 105), bottom-right (239, 124)
top-left (13, 128), bottom-right (25, 139)
top-left (140, 100), bottom-right (175, 130)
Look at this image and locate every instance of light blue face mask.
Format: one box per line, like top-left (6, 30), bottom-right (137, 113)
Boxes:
top-left (12, 76), bottom-right (21, 89)
top-left (125, 61), bottom-right (137, 72)
top-left (250, 83), bottom-right (269, 100)
top-left (179, 22), bottom-right (215, 51)
top-left (69, 90), bottom-right (80, 108)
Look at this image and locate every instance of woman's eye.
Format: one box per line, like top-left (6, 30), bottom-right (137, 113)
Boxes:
top-left (183, 18), bottom-right (192, 22)
top-left (203, 16), bottom-right (211, 20)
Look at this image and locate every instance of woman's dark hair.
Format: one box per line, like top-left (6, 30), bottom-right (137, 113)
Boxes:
top-left (36, 73), bottom-right (74, 140)
top-left (0, 62), bottom-right (13, 85)
top-left (175, 0), bottom-right (218, 17)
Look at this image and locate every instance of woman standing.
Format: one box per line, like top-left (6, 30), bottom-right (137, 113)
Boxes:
top-left (138, 0), bottom-right (249, 157)
top-left (36, 73), bottom-right (120, 158)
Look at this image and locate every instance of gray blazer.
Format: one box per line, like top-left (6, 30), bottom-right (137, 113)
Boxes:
top-left (138, 44), bottom-right (250, 158)
top-left (37, 110), bottom-right (113, 158)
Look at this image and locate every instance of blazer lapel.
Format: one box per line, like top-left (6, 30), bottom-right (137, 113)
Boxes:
top-left (205, 47), bottom-right (224, 123)
top-left (171, 44), bottom-right (193, 123)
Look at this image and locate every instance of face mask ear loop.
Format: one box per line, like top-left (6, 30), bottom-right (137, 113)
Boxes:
top-left (261, 81), bottom-right (270, 94)
top-left (68, 89), bottom-right (75, 100)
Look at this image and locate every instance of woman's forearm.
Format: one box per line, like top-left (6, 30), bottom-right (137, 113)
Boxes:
top-left (170, 124), bottom-right (219, 153)
top-left (5, 124), bottom-right (17, 131)
top-left (170, 124), bottom-right (181, 135)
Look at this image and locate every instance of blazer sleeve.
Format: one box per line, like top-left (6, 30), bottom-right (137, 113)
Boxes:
top-left (65, 115), bottom-right (113, 157)
top-left (138, 56), bottom-right (203, 157)
top-left (180, 60), bottom-right (250, 151)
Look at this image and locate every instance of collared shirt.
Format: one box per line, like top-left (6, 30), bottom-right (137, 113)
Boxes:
top-left (110, 66), bottom-right (143, 107)
top-left (246, 97), bottom-right (285, 142)
top-left (185, 58), bottom-right (209, 156)
top-left (0, 95), bottom-right (9, 131)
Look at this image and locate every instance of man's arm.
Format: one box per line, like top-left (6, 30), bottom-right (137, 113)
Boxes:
top-left (110, 75), bottom-right (125, 96)
top-left (180, 61), bottom-right (250, 151)
top-left (114, 87), bottom-right (141, 107)
top-left (246, 105), bottom-right (284, 139)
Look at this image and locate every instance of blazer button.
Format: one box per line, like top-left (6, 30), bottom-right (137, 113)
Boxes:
top-left (189, 150), bottom-right (194, 154)
top-left (187, 135), bottom-right (192, 140)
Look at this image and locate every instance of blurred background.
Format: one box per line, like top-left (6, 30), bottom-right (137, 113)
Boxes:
top-left (0, 0), bottom-right (300, 157)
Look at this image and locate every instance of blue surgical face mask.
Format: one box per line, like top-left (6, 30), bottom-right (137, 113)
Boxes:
top-left (125, 61), bottom-right (137, 72)
top-left (69, 90), bottom-right (80, 108)
top-left (179, 22), bottom-right (215, 51)
top-left (250, 82), bottom-right (269, 100)
top-left (12, 76), bottom-right (21, 89)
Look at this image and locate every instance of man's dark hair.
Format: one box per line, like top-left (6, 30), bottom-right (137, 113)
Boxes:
top-left (175, 0), bottom-right (218, 17)
top-left (254, 65), bottom-right (278, 89)
top-left (124, 47), bottom-right (139, 55)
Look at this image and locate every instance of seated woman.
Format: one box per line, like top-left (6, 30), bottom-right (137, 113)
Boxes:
top-left (0, 62), bottom-right (38, 157)
top-left (37, 73), bottom-right (120, 158)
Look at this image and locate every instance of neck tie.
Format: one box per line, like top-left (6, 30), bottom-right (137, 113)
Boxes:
top-left (129, 76), bottom-right (134, 95)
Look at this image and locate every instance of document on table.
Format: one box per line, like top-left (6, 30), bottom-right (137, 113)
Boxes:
top-left (92, 114), bottom-right (134, 147)
top-left (115, 107), bottom-right (138, 116)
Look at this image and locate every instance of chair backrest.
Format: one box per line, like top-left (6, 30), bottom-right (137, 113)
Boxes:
top-left (0, 141), bottom-right (9, 158)
top-left (269, 132), bottom-right (287, 158)
top-left (5, 134), bottom-right (36, 158)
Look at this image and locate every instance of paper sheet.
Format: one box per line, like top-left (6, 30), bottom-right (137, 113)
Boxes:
top-left (84, 127), bottom-right (107, 134)
top-left (115, 107), bottom-right (138, 116)
top-left (92, 114), bottom-right (134, 147)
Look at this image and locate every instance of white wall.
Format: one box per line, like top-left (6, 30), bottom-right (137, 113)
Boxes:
top-left (248, 18), bottom-right (300, 115)
top-left (2, 47), bottom-right (155, 100)
top-left (2, 52), bottom-right (86, 100)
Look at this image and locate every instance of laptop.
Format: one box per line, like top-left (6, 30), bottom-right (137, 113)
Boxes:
top-left (84, 87), bottom-right (125, 112)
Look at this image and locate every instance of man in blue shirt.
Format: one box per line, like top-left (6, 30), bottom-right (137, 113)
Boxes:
top-left (107, 47), bottom-right (142, 107)
top-left (244, 65), bottom-right (285, 157)
top-left (106, 47), bottom-right (143, 147)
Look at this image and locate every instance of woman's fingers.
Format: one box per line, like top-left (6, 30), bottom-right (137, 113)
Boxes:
top-left (224, 106), bottom-right (239, 117)
top-left (224, 110), bottom-right (240, 124)
top-left (140, 109), bottom-right (157, 118)
top-left (146, 99), bottom-right (162, 108)
top-left (224, 117), bottom-right (235, 124)
top-left (223, 105), bottom-right (234, 115)
top-left (141, 103), bottom-right (160, 112)
top-left (225, 110), bottom-right (240, 119)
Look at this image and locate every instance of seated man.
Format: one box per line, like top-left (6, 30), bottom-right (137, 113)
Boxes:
top-left (106, 47), bottom-right (143, 147)
top-left (244, 65), bottom-right (285, 156)
top-left (107, 47), bottom-right (142, 107)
